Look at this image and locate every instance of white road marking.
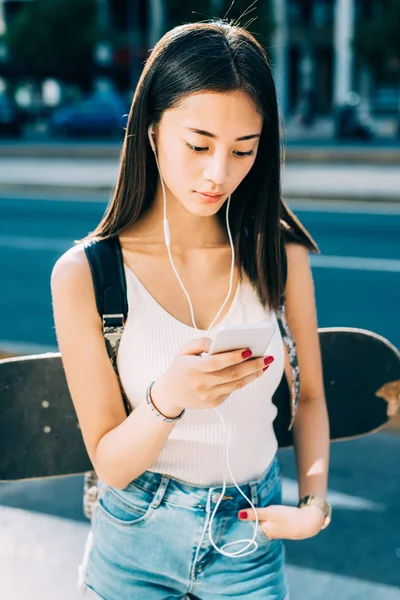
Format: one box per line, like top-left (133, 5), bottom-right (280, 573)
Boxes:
top-left (310, 254), bottom-right (400, 272)
top-left (0, 191), bottom-right (108, 202)
top-left (289, 198), bottom-right (400, 214)
top-left (0, 340), bottom-right (57, 355)
top-left (2, 234), bottom-right (399, 273)
top-left (286, 565), bottom-right (400, 600)
top-left (0, 235), bottom-right (71, 251)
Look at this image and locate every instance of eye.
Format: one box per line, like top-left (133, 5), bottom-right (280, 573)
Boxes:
top-left (234, 150), bottom-right (255, 157)
top-left (185, 142), bottom-right (255, 157)
top-left (185, 142), bottom-right (208, 153)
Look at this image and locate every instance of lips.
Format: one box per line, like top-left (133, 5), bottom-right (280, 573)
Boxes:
top-left (194, 191), bottom-right (224, 203)
top-left (197, 192), bottom-right (223, 197)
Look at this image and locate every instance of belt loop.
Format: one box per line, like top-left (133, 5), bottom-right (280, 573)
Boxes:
top-left (205, 488), bottom-right (214, 515)
top-left (249, 482), bottom-right (259, 508)
top-left (150, 475), bottom-right (170, 509)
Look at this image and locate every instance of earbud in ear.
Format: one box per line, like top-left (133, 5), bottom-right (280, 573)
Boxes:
top-left (148, 124), bottom-right (156, 153)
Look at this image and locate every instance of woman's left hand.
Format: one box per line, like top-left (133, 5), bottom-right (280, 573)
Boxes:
top-left (238, 504), bottom-right (326, 540)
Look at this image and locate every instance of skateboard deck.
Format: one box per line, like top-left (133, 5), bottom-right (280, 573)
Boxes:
top-left (0, 327), bottom-right (399, 481)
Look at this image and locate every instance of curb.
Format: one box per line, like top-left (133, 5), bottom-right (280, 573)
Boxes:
top-left (0, 184), bottom-right (111, 201)
top-left (285, 146), bottom-right (400, 165)
top-left (0, 184), bottom-right (398, 204)
top-left (283, 191), bottom-right (400, 203)
top-left (0, 142), bottom-right (399, 164)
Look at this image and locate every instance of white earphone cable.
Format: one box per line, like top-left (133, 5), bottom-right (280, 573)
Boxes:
top-left (150, 129), bottom-right (260, 557)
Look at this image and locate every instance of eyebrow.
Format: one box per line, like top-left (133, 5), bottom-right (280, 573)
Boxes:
top-left (183, 127), bottom-right (260, 141)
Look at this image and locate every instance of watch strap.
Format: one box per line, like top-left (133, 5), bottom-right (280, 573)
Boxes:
top-left (298, 495), bottom-right (332, 529)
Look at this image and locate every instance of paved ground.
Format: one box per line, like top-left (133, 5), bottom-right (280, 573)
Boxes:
top-left (1, 432), bottom-right (399, 599)
top-left (0, 157), bottom-right (399, 201)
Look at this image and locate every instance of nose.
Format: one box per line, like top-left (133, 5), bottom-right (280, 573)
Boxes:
top-left (203, 151), bottom-right (230, 186)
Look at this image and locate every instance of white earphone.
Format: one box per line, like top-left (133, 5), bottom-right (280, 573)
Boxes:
top-left (145, 121), bottom-right (260, 557)
top-left (148, 124), bottom-right (156, 154)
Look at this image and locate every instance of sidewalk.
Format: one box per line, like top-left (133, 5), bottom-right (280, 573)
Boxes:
top-left (1, 139), bottom-right (400, 164)
top-left (0, 156), bottom-right (399, 202)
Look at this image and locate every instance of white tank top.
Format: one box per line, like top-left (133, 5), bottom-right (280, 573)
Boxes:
top-left (116, 265), bottom-right (285, 486)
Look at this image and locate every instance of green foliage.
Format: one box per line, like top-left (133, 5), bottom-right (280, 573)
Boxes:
top-left (4, 0), bottom-right (100, 80)
top-left (354, 0), bottom-right (400, 74)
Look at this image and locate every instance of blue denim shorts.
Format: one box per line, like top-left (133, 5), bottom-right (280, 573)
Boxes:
top-left (79, 454), bottom-right (289, 599)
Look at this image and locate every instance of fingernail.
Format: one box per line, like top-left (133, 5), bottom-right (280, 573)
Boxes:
top-left (263, 365), bottom-right (270, 372)
top-left (242, 350), bottom-right (252, 359)
top-left (238, 510), bottom-right (248, 520)
top-left (264, 356), bottom-right (274, 366)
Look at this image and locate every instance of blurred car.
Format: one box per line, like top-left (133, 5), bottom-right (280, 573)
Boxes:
top-left (48, 93), bottom-right (128, 138)
top-left (0, 93), bottom-right (23, 137)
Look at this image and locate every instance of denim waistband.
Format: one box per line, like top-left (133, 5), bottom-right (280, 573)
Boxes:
top-left (113, 454), bottom-right (280, 512)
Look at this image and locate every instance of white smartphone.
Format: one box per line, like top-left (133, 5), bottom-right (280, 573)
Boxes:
top-left (208, 322), bottom-right (275, 358)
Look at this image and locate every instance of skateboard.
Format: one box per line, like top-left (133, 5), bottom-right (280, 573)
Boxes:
top-left (0, 327), bottom-right (399, 481)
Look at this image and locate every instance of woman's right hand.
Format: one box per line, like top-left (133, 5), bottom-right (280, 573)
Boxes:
top-left (150, 337), bottom-right (274, 417)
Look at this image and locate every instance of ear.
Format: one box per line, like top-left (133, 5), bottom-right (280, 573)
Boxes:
top-left (148, 124), bottom-right (156, 153)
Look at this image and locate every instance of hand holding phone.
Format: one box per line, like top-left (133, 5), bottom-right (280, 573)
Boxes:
top-left (208, 322), bottom-right (275, 357)
top-left (150, 323), bottom-right (275, 417)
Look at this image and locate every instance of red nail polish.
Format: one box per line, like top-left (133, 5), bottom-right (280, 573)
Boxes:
top-left (263, 365), bottom-right (270, 372)
top-left (242, 350), bottom-right (252, 359)
top-left (238, 510), bottom-right (248, 520)
top-left (264, 355), bottom-right (274, 366)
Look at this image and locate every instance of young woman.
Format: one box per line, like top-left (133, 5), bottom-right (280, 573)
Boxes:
top-left (51, 19), bottom-right (330, 600)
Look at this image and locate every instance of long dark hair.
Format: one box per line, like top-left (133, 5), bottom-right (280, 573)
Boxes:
top-left (83, 19), bottom-right (318, 311)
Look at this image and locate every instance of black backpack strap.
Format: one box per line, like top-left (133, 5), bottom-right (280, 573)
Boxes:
top-left (278, 231), bottom-right (288, 308)
top-left (280, 235), bottom-right (288, 292)
top-left (83, 236), bottom-right (132, 417)
top-left (84, 236), bottom-right (128, 324)
top-left (276, 230), bottom-right (300, 431)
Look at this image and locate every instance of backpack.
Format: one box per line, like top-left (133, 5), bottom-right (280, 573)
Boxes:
top-left (81, 235), bottom-right (299, 520)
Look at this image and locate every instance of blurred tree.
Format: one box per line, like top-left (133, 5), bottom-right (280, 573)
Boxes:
top-left (354, 0), bottom-right (400, 136)
top-left (4, 0), bottom-right (100, 86)
top-left (354, 0), bottom-right (400, 75)
top-left (165, 0), bottom-right (274, 51)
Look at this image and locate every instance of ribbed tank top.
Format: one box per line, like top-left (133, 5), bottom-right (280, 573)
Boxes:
top-left (116, 264), bottom-right (285, 486)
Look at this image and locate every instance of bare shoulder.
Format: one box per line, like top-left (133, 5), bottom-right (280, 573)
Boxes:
top-left (51, 242), bottom-right (99, 322)
top-left (51, 242), bottom-right (92, 289)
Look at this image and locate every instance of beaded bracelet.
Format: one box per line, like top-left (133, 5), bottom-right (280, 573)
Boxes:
top-left (145, 380), bottom-right (186, 423)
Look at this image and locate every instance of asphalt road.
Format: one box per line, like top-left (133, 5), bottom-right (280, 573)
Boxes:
top-left (1, 196), bottom-right (400, 350)
top-left (0, 196), bottom-right (400, 599)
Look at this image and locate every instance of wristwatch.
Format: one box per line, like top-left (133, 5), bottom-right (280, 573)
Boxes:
top-left (298, 495), bottom-right (332, 530)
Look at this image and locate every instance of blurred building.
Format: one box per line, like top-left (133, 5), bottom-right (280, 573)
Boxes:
top-left (92, 0), bottom-right (166, 92)
top-left (276, 0), bottom-right (398, 121)
top-left (0, 0), bottom-right (397, 119)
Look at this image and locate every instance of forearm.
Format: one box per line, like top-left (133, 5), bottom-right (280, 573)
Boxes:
top-left (94, 390), bottom-right (181, 489)
top-left (292, 394), bottom-right (330, 499)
